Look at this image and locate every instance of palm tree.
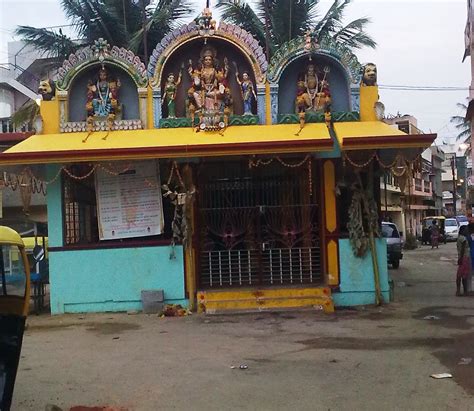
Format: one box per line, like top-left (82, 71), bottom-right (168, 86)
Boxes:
top-left (450, 101), bottom-right (471, 145)
top-left (216, 0), bottom-right (376, 58)
top-left (15, 0), bottom-right (193, 62)
top-left (12, 0), bottom-right (192, 129)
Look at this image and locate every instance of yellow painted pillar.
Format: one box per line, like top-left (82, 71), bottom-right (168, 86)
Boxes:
top-left (323, 160), bottom-right (339, 286)
top-left (147, 85), bottom-right (154, 129)
top-left (265, 81), bottom-right (272, 125)
top-left (40, 100), bottom-right (60, 134)
top-left (182, 165), bottom-right (197, 311)
top-left (359, 86), bottom-right (379, 121)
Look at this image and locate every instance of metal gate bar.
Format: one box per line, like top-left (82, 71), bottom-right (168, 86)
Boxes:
top-left (198, 161), bottom-right (322, 288)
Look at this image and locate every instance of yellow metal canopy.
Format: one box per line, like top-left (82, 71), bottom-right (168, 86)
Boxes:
top-left (0, 226), bottom-right (24, 247)
top-left (0, 123), bottom-right (333, 165)
top-left (0, 121), bottom-right (437, 166)
top-left (334, 121), bottom-right (436, 149)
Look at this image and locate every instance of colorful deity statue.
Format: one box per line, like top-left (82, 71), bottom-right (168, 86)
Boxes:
top-left (295, 80), bottom-right (311, 114)
top-left (163, 70), bottom-right (182, 118)
top-left (187, 46), bottom-right (218, 112)
top-left (235, 68), bottom-right (256, 115)
top-left (187, 45), bottom-right (233, 129)
top-left (304, 63), bottom-right (319, 110)
top-left (297, 63), bottom-right (331, 113)
top-left (86, 67), bottom-right (120, 130)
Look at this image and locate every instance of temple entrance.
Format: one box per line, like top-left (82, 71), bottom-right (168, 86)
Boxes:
top-left (197, 159), bottom-right (322, 288)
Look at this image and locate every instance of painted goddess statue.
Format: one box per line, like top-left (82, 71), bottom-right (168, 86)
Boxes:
top-left (163, 71), bottom-right (182, 118)
top-left (235, 68), bottom-right (256, 115)
top-left (86, 67), bottom-right (120, 119)
top-left (187, 45), bottom-right (226, 113)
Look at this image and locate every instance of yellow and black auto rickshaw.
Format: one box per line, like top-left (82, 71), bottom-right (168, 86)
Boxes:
top-left (421, 216), bottom-right (446, 245)
top-left (0, 226), bottom-right (30, 411)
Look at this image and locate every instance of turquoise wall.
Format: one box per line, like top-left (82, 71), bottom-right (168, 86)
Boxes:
top-left (46, 164), bottom-right (63, 248)
top-left (49, 246), bottom-right (186, 314)
top-left (46, 164), bottom-right (186, 314)
top-left (333, 238), bottom-right (390, 306)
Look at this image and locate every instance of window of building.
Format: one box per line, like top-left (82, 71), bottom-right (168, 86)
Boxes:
top-left (62, 163), bottom-right (174, 246)
top-left (414, 178), bottom-right (422, 192)
top-left (397, 121), bottom-right (410, 134)
top-left (63, 165), bottom-right (98, 245)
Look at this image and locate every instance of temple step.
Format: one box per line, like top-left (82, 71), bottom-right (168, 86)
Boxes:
top-left (197, 287), bottom-right (334, 314)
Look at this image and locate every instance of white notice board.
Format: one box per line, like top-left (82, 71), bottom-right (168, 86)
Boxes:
top-left (96, 161), bottom-right (164, 240)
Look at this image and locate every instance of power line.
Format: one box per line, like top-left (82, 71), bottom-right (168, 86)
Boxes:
top-left (379, 84), bottom-right (469, 91)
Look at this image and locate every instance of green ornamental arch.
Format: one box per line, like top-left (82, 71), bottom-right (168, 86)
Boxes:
top-left (56, 38), bottom-right (148, 91)
top-left (267, 35), bottom-right (362, 85)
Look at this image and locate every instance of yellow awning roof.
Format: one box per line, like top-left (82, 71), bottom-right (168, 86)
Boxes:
top-left (0, 226), bottom-right (24, 247)
top-left (334, 121), bottom-right (436, 149)
top-left (0, 121), bottom-right (437, 166)
top-left (0, 123), bottom-right (333, 165)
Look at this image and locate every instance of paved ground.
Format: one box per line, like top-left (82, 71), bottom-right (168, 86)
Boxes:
top-left (12, 242), bottom-right (474, 411)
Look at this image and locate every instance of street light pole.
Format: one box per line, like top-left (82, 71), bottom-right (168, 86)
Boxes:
top-left (451, 155), bottom-right (457, 217)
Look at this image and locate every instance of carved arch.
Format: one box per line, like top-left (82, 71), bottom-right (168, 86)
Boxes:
top-left (56, 39), bottom-right (148, 91)
top-left (267, 35), bottom-right (362, 85)
top-left (148, 22), bottom-right (268, 88)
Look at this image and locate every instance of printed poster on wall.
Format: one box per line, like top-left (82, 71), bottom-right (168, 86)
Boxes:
top-left (96, 160), bottom-right (164, 240)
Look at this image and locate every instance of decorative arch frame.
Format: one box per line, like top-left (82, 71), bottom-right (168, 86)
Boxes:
top-left (267, 35), bottom-right (362, 124)
top-left (148, 21), bottom-right (267, 86)
top-left (147, 21), bottom-right (268, 126)
top-left (55, 39), bottom-right (149, 132)
top-left (267, 35), bottom-right (362, 85)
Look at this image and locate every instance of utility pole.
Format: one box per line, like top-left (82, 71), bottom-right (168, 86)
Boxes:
top-left (451, 155), bottom-right (457, 217)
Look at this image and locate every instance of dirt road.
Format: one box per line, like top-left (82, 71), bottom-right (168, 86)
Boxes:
top-left (12, 242), bottom-right (474, 410)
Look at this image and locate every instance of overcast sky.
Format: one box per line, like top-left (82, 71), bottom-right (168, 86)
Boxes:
top-left (0, 0), bottom-right (470, 143)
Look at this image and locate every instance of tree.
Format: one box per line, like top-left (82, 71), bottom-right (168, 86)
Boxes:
top-left (450, 101), bottom-right (471, 145)
top-left (216, 0), bottom-right (376, 58)
top-left (15, 0), bottom-right (193, 62)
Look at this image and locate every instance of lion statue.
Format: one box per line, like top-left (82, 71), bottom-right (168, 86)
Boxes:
top-left (361, 63), bottom-right (377, 86)
top-left (38, 79), bottom-right (56, 101)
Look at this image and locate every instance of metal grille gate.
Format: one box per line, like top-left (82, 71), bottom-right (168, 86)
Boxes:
top-left (198, 161), bottom-right (322, 288)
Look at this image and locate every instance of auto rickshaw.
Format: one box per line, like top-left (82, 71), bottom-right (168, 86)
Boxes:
top-left (0, 226), bottom-right (30, 411)
top-left (421, 216), bottom-right (446, 245)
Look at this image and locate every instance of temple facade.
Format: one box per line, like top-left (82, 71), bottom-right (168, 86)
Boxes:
top-left (0, 8), bottom-right (436, 314)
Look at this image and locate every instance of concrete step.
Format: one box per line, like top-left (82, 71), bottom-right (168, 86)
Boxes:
top-left (197, 287), bottom-right (334, 314)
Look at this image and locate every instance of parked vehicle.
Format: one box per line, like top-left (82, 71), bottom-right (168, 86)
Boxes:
top-left (382, 222), bottom-right (403, 269)
top-left (445, 218), bottom-right (459, 241)
top-left (0, 226), bottom-right (31, 411)
top-left (421, 216), bottom-right (446, 245)
top-left (455, 215), bottom-right (469, 227)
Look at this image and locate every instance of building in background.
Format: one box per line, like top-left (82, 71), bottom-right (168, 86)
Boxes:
top-left (441, 143), bottom-right (469, 216)
top-left (381, 115), bottom-right (444, 237)
top-left (463, 0), bottom-right (474, 210)
top-left (430, 146), bottom-right (446, 213)
top-left (0, 41), bottom-right (51, 224)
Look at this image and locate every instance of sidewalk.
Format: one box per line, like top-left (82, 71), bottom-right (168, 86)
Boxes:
top-left (13, 242), bottom-right (474, 411)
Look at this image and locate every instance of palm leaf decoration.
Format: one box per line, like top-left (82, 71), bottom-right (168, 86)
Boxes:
top-left (450, 102), bottom-right (471, 145)
top-left (14, 26), bottom-right (78, 60)
top-left (15, 0), bottom-right (193, 62)
top-left (128, 0), bottom-right (193, 56)
top-left (216, 0), bottom-right (376, 58)
top-left (11, 100), bottom-right (40, 131)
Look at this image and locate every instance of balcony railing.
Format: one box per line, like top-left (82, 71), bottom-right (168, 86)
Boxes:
top-left (0, 117), bottom-right (32, 134)
top-left (0, 63), bottom-right (40, 94)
